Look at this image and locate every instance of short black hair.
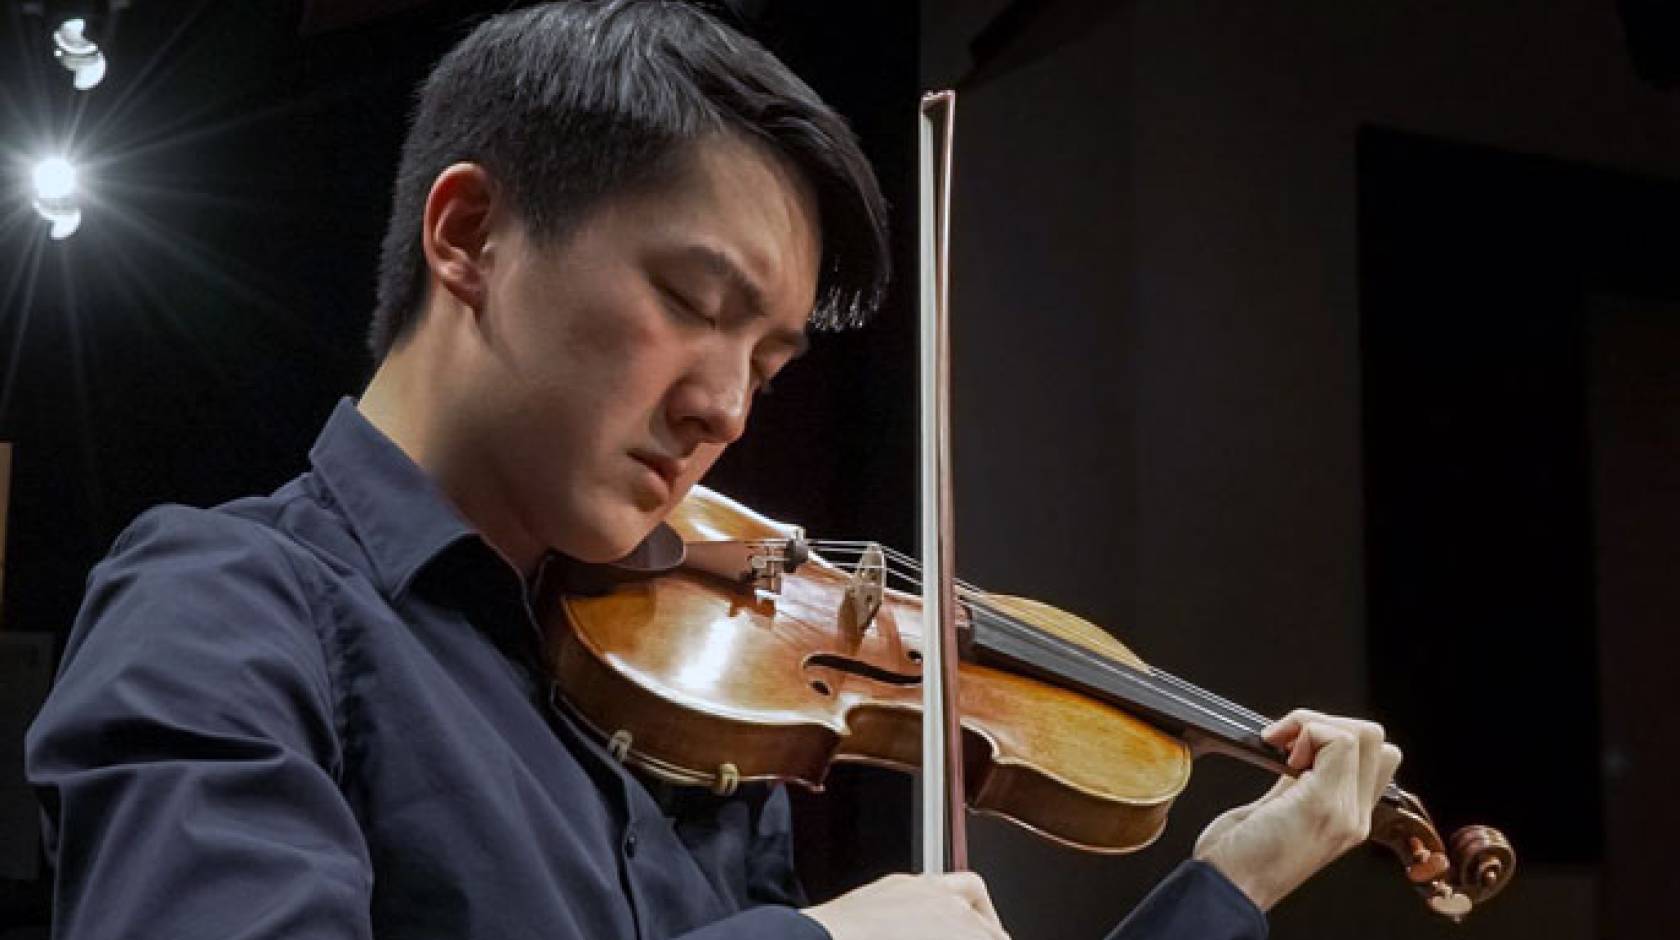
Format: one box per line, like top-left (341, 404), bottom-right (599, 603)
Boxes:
top-left (369, 0), bottom-right (890, 359)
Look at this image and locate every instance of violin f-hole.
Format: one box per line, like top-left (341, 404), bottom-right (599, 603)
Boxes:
top-left (802, 651), bottom-right (921, 688)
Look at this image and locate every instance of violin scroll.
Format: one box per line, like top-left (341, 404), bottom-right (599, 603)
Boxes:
top-left (1370, 786), bottom-right (1515, 921)
top-left (1449, 824), bottom-right (1516, 902)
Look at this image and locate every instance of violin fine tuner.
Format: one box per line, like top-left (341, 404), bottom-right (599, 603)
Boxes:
top-left (682, 536), bottom-right (809, 593)
top-left (749, 537), bottom-right (808, 594)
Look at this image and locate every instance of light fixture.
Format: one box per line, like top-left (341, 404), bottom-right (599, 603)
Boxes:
top-left (52, 17), bottom-right (107, 91)
top-left (32, 156), bottom-right (83, 240)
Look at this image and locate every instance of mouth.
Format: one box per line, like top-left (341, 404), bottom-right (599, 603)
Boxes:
top-left (630, 451), bottom-right (681, 495)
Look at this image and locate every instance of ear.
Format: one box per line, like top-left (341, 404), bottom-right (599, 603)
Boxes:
top-left (421, 162), bottom-right (498, 313)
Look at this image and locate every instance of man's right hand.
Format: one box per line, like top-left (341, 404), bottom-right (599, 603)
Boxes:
top-left (802, 871), bottom-right (1011, 940)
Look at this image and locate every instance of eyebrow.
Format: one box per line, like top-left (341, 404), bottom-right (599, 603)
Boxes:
top-left (681, 245), bottom-right (811, 358)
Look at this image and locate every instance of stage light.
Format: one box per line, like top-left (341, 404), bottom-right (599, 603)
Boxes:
top-left (32, 156), bottom-right (83, 241)
top-left (42, 207), bottom-right (82, 241)
top-left (33, 157), bottom-right (76, 202)
top-left (52, 17), bottom-right (107, 91)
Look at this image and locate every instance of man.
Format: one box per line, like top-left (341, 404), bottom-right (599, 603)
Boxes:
top-left (26, 3), bottom-right (1399, 939)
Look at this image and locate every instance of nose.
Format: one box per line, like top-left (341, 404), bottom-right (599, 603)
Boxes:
top-left (671, 350), bottom-right (752, 446)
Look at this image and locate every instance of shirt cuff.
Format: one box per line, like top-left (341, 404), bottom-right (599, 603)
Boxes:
top-left (1107, 859), bottom-right (1268, 940)
top-left (674, 904), bottom-right (832, 940)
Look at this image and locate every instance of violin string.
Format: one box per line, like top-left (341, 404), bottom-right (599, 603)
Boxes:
top-left (973, 607), bottom-right (1273, 742)
top-left (802, 549), bottom-right (1268, 742)
top-left (814, 541), bottom-right (989, 596)
top-left (817, 539), bottom-right (1275, 727)
top-left (804, 541), bottom-right (1274, 736)
top-left (752, 542), bottom-right (1404, 792)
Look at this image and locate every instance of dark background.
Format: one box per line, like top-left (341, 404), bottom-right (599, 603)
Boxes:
top-left (3, 1), bottom-right (1678, 938)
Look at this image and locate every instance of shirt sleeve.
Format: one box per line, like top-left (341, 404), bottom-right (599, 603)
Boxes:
top-left (1106, 860), bottom-right (1268, 940)
top-left (671, 905), bottom-right (832, 940)
top-left (743, 784), bottom-right (808, 908)
top-left (661, 781), bottom-right (831, 939)
top-left (715, 784), bottom-right (833, 940)
top-left (25, 506), bottom-right (374, 940)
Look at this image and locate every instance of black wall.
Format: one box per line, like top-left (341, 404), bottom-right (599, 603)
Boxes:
top-left (5, 1), bottom-right (1680, 938)
top-left (0, 0), bottom-right (920, 928)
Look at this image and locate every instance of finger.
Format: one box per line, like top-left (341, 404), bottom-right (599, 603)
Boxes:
top-left (1272, 711), bottom-right (1389, 790)
top-left (1199, 770), bottom-right (1298, 856)
top-left (1291, 721), bottom-right (1359, 785)
top-left (1262, 708), bottom-right (1333, 748)
top-left (1286, 718), bottom-right (1343, 772)
top-left (1371, 742), bottom-right (1403, 808)
top-left (1349, 719), bottom-right (1387, 811)
top-left (936, 871), bottom-right (1006, 934)
top-left (1257, 772), bottom-right (1295, 803)
top-left (1288, 726), bottom-right (1312, 771)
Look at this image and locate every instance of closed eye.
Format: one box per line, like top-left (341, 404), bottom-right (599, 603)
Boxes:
top-left (657, 282), bottom-right (715, 326)
top-left (753, 357), bottom-right (793, 397)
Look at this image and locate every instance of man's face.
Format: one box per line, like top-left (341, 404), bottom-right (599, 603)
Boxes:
top-left (456, 135), bottom-right (820, 565)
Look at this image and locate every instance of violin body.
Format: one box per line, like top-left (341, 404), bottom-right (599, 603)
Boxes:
top-left (546, 487), bottom-right (1192, 853)
top-left (542, 485), bottom-right (1514, 918)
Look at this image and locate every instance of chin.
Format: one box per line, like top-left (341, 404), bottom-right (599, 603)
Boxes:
top-left (564, 507), bottom-right (658, 564)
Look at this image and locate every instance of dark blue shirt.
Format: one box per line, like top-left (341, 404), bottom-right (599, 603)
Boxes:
top-left (27, 399), bottom-right (1264, 940)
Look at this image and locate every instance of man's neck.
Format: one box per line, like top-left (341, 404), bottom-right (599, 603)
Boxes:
top-left (359, 337), bottom-right (545, 579)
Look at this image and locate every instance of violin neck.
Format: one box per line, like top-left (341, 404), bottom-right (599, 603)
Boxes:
top-left (965, 605), bottom-right (1292, 776)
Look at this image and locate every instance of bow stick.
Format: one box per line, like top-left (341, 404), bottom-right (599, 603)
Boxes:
top-left (917, 89), bottom-right (965, 874)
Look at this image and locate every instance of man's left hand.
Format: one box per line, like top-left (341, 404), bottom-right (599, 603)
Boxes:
top-left (1192, 708), bottom-right (1403, 911)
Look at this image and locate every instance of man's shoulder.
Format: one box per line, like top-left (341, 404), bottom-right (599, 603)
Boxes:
top-left (88, 490), bottom-right (313, 618)
top-left (108, 475), bottom-right (364, 586)
top-left (55, 478), bottom-right (373, 688)
top-left (31, 483), bottom-right (357, 805)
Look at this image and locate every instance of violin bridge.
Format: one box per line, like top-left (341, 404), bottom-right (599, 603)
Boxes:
top-left (840, 544), bottom-right (885, 638)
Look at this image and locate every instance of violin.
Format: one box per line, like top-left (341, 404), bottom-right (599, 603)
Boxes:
top-left (540, 484), bottom-right (1516, 922)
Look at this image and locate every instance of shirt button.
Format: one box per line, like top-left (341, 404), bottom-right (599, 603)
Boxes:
top-left (624, 830), bottom-right (639, 858)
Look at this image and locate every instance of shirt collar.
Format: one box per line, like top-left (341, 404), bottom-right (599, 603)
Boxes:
top-left (308, 397), bottom-right (478, 598)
